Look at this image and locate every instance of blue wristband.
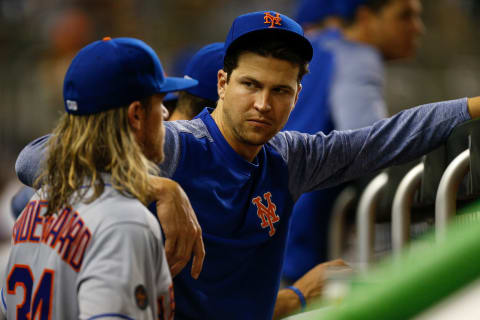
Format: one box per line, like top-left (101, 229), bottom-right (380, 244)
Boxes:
top-left (286, 285), bottom-right (306, 311)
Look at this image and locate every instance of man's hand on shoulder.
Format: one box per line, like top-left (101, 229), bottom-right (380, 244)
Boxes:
top-left (149, 176), bottom-right (205, 279)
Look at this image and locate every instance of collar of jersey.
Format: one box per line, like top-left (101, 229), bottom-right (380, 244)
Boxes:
top-left (79, 172), bottom-right (113, 189)
top-left (196, 108), bottom-right (260, 176)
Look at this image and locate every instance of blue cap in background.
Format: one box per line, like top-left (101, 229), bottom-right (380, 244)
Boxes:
top-left (295, 0), bottom-right (366, 26)
top-left (169, 45), bottom-right (199, 77)
top-left (63, 37), bottom-right (198, 115)
top-left (163, 92), bottom-right (179, 103)
top-left (334, 0), bottom-right (366, 20)
top-left (295, 0), bottom-right (336, 26)
top-left (184, 42), bottom-right (224, 102)
top-left (224, 11), bottom-right (313, 62)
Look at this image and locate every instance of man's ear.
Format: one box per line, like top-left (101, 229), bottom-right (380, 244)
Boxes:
top-left (127, 100), bottom-right (145, 132)
top-left (162, 104), bottom-right (169, 121)
top-left (292, 83), bottom-right (302, 109)
top-left (217, 69), bottom-right (228, 100)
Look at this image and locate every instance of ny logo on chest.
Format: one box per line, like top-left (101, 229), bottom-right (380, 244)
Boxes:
top-left (251, 192), bottom-right (280, 237)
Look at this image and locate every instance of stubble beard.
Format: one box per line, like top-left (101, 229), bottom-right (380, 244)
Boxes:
top-left (224, 109), bottom-right (271, 147)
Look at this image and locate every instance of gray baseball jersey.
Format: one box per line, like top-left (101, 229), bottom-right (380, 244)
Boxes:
top-left (0, 177), bottom-right (173, 320)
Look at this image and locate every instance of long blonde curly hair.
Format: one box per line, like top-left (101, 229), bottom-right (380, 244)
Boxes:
top-left (36, 104), bottom-right (159, 216)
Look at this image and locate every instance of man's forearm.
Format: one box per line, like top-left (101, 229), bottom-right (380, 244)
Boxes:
top-left (272, 259), bottom-right (349, 319)
top-left (273, 288), bottom-right (302, 320)
top-left (149, 175), bottom-right (205, 279)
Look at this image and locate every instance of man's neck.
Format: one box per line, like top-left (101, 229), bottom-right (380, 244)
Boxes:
top-left (168, 109), bottom-right (189, 121)
top-left (211, 105), bottom-right (262, 163)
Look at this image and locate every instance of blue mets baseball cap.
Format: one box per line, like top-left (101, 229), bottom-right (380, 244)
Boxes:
top-left (224, 11), bottom-right (313, 62)
top-left (184, 42), bottom-right (224, 102)
top-left (296, 0), bottom-right (366, 25)
top-left (296, 0), bottom-right (336, 26)
top-left (63, 37), bottom-right (198, 115)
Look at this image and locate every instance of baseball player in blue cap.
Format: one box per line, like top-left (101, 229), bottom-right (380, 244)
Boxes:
top-left (168, 42), bottom-right (225, 121)
top-left (295, 0), bottom-right (355, 29)
top-left (155, 41), bottom-right (350, 318)
top-left (0, 37), bottom-right (197, 319)
top-left (12, 10), bottom-right (480, 320)
top-left (283, 0), bottom-right (425, 282)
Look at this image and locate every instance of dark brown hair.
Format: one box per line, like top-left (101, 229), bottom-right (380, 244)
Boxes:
top-left (223, 30), bottom-right (310, 83)
top-left (176, 91), bottom-right (216, 119)
top-left (344, 0), bottom-right (393, 23)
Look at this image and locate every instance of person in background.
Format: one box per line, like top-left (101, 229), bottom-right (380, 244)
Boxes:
top-left (283, 0), bottom-right (424, 282)
top-left (168, 42), bottom-right (224, 121)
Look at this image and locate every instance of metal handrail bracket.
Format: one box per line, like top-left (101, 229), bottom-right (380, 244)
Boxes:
top-left (392, 162), bottom-right (424, 253)
top-left (357, 172), bottom-right (389, 270)
top-left (435, 149), bottom-right (470, 242)
top-left (328, 186), bottom-right (357, 260)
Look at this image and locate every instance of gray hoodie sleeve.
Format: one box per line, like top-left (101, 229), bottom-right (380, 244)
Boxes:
top-left (14, 121), bottom-right (188, 186)
top-left (15, 134), bottom-right (50, 187)
top-left (330, 42), bottom-right (387, 130)
top-left (160, 122), bottom-right (182, 178)
top-left (270, 98), bottom-right (470, 201)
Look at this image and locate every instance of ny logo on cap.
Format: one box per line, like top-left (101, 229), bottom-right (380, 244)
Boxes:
top-left (264, 12), bottom-right (282, 28)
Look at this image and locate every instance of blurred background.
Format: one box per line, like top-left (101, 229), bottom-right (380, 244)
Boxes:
top-left (0, 0), bottom-right (479, 198)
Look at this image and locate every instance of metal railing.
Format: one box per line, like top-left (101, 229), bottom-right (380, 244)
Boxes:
top-left (391, 163), bottom-right (424, 253)
top-left (435, 149), bottom-right (471, 241)
top-left (356, 172), bottom-right (388, 270)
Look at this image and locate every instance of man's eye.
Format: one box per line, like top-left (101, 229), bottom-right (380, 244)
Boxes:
top-left (243, 81), bottom-right (253, 87)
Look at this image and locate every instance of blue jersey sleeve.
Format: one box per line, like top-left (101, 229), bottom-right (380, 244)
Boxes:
top-left (271, 98), bottom-right (470, 200)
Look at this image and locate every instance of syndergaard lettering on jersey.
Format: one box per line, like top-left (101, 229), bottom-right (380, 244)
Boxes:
top-left (12, 200), bottom-right (92, 272)
top-left (251, 192), bottom-right (280, 237)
